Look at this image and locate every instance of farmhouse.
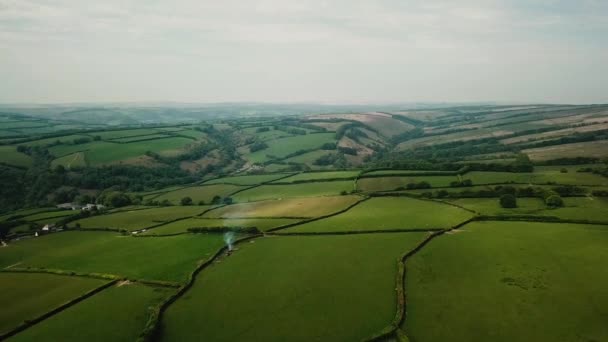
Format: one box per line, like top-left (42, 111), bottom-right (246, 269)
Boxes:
top-left (82, 203), bottom-right (105, 211)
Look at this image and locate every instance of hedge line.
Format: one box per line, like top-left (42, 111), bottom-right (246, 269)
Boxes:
top-left (1, 267), bottom-right (120, 280)
top-left (271, 228), bottom-right (443, 236)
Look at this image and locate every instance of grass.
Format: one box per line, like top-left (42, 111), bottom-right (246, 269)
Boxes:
top-left (204, 173), bottom-right (293, 185)
top-left (287, 197), bottom-right (474, 233)
top-left (244, 133), bottom-right (336, 163)
top-left (466, 168), bottom-right (608, 186)
top-left (150, 184), bottom-right (245, 205)
top-left (161, 233), bottom-right (427, 342)
top-left (92, 129), bottom-right (162, 140)
top-left (21, 134), bottom-right (92, 147)
top-left (404, 221), bottom-right (608, 342)
top-left (233, 181), bottom-right (355, 202)
top-left (276, 171), bottom-right (360, 182)
top-left (447, 197), bottom-right (608, 222)
top-left (206, 195), bottom-right (361, 218)
top-left (0, 231), bottom-right (226, 282)
top-left (0, 146), bottom-right (33, 167)
top-left (10, 283), bottom-right (172, 342)
top-left (51, 152), bottom-right (87, 168)
top-left (523, 140), bottom-right (608, 161)
top-left (0, 272), bottom-right (107, 335)
top-left (142, 218), bottom-right (301, 235)
top-left (282, 150), bottom-right (334, 165)
top-left (23, 210), bottom-right (76, 222)
top-left (70, 206), bottom-right (210, 231)
top-left (0, 208), bottom-right (60, 222)
top-left (357, 176), bottom-right (458, 192)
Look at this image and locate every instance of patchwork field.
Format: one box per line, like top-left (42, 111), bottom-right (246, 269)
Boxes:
top-left (203, 173), bottom-right (292, 185)
top-left (287, 197), bottom-right (474, 233)
top-left (357, 175), bottom-right (459, 191)
top-left (142, 217), bottom-right (300, 235)
top-left (149, 184), bottom-right (245, 205)
top-left (404, 221), bottom-right (608, 342)
top-left (523, 140), bottom-right (608, 161)
top-left (161, 233), bottom-right (427, 342)
top-left (9, 283), bottom-right (172, 342)
top-left (243, 133), bottom-right (336, 163)
top-left (0, 146), bottom-right (32, 167)
top-left (232, 181), bottom-right (354, 202)
top-left (276, 171), bottom-right (360, 183)
top-left (0, 272), bottom-right (107, 336)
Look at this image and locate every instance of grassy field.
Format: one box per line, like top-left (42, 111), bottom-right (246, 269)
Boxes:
top-left (244, 133), bottom-right (336, 163)
top-left (0, 208), bottom-right (60, 221)
top-left (276, 171), bottom-right (360, 182)
top-left (357, 176), bottom-right (459, 192)
top-left (206, 195), bottom-right (361, 218)
top-left (0, 272), bottom-right (107, 335)
top-left (404, 221), bottom-right (608, 342)
top-left (161, 233), bottom-right (427, 342)
top-left (233, 181), bottom-right (355, 202)
top-left (51, 152), bottom-right (87, 168)
top-left (92, 129), bottom-right (162, 140)
top-left (282, 150), bottom-right (334, 165)
top-left (10, 283), bottom-right (172, 342)
top-left (466, 168), bottom-right (608, 186)
top-left (287, 197), bottom-right (474, 233)
top-left (23, 210), bottom-right (76, 222)
top-left (0, 146), bottom-right (33, 167)
top-left (204, 173), bottom-right (292, 185)
top-left (142, 218), bottom-right (301, 235)
top-left (447, 197), bottom-right (608, 222)
top-left (150, 184), bottom-right (245, 205)
top-left (523, 140), bottom-right (608, 161)
top-left (0, 232), bottom-right (226, 282)
top-left (71, 206), bottom-right (210, 231)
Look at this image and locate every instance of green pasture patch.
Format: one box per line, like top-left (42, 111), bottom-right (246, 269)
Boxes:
top-left (71, 206), bottom-right (210, 231)
top-left (276, 171), bottom-right (360, 182)
top-left (92, 129), bottom-right (162, 140)
top-left (10, 283), bottom-right (172, 342)
top-left (23, 210), bottom-right (76, 222)
top-left (0, 121), bottom-right (47, 129)
top-left (21, 134), bottom-right (92, 147)
top-left (244, 133), bottom-right (336, 163)
top-left (0, 272), bottom-right (107, 335)
top-left (142, 218), bottom-right (300, 235)
top-left (0, 146), bottom-right (32, 167)
top-left (204, 173), bottom-right (292, 185)
top-left (233, 181), bottom-right (355, 202)
top-left (282, 150), bottom-right (334, 165)
top-left (0, 231), bottom-right (225, 282)
top-left (0, 208), bottom-right (59, 222)
top-left (111, 134), bottom-right (171, 143)
top-left (151, 184), bottom-right (245, 205)
top-left (466, 169), bottom-right (608, 186)
top-left (357, 175), bottom-right (458, 192)
top-left (161, 233), bottom-right (427, 342)
top-left (206, 195), bottom-right (361, 218)
top-left (362, 170), bottom-right (456, 176)
top-left (51, 152), bottom-right (87, 169)
top-left (405, 221), bottom-right (608, 342)
top-left (176, 129), bottom-right (207, 139)
top-left (288, 197), bottom-right (474, 233)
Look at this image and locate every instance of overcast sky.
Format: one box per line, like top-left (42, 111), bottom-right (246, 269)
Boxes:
top-left (1, 0), bottom-right (607, 104)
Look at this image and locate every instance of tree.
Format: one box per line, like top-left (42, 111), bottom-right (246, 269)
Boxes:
top-left (180, 196), bottom-right (193, 206)
top-left (560, 168), bottom-right (568, 173)
top-left (211, 195), bottom-right (222, 205)
top-left (198, 200), bottom-right (206, 205)
top-left (222, 197), bottom-right (233, 205)
top-left (499, 194), bottom-right (517, 208)
top-left (545, 195), bottom-right (564, 208)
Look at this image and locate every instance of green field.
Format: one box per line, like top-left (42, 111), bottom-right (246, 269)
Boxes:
top-left (204, 173), bottom-right (292, 185)
top-left (282, 149), bottom-right (333, 165)
top-left (0, 272), bottom-right (107, 335)
top-left (287, 197), bottom-right (474, 233)
top-left (0, 208), bottom-right (60, 222)
top-left (276, 171), bottom-right (360, 182)
top-left (244, 133), bottom-right (336, 163)
top-left (466, 168), bottom-right (608, 186)
top-left (10, 283), bottom-right (172, 342)
top-left (23, 210), bottom-right (75, 222)
top-left (206, 195), bottom-right (361, 218)
top-left (405, 221), bottom-right (608, 342)
top-left (71, 206), bottom-right (210, 231)
top-left (51, 152), bottom-right (87, 168)
top-left (0, 146), bottom-right (33, 167)
top-left (233, 181), bottom-right (355, 202)
top-left (92, 129), bottom-right (162, 140)
top-left (161, 233), bottom-right (427, 342)
top-left (0, 232), bottom-right (225, 282)
top-left (142, 218), bottom-right (301, 235)
top-left (357, 176), bottom-right (459, 192)
top-left (150, 184), bottom-right (245, 205)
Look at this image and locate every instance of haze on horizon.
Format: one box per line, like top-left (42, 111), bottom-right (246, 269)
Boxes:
top-left (1, 0), bottom-right (607, 105)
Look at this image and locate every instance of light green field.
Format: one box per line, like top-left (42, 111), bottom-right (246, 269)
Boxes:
top-left (0, 208), bottom-right (59, 221)
top-left (0, 146), bottom-right (33, 167)
top-left (161, 233), bottom-right (427, 342)
top-left (276, 171), bottom-right (360, 182)
top-left (466, 168), bottom-right (608, 186)
top-left (112, 134), bottom-right (171, 143)
top-left (23, 210), bottom-right (76, 222)
top-left (0, 232), bottom-right (225, 282)
top-left (176, 129), bottom-right (207, 139)
top-left (92, 129), bottom-right (162, 140)
top-left (21, 135), bottom-right (92, 147)
top-left (357, 176), bottom-right (458, 192)
top-left (204, 173), bottom-right (292, 185)
top-left (288, 197), bottom-right (474, 233)
top-left (448, 197), bottom-right (608, 222)
top-left (0, 272), bottom-right (107, 335)
top-left (151, 184), bottom-right (245, 205)
top-left (244, 133), bottom-right (336, 163)
top-left (71, 206), bottom-right (210, 231)
top-left (142, 218), bottom-right (300, 235)
top-left (282, 150), bottom-right (334, 165)
top-left (51, 152), bottom-right (87, 168)
top-left (405, 221), bottom-right (608, 342)
top-left (10, 283), bottom-right (172, 342)
top-left (363, 170), bottom-right (456, 176)
top-left (233, 181), bottom-right (355, 202)
top-left (206, 195), bottom-right (361, 218)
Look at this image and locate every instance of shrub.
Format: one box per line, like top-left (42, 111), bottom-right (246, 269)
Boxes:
top-left (180, 197), bottom-right (193, 206)
top-left (499, 194), bottom-right (517, 208)
top-left (211, 195), bottom-right (221, 205)
top-left (560, 168), bottom-right (568, 173)
top-left (545, 195), bottom-right (564, 208)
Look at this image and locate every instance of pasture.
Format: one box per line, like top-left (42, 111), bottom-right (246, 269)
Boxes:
top-left (357, 175), bottom-right (458, 192)
top-left (161, 233), bottom-right (427, 342)
top-left (142, 217), bottom-right (300, 235)
top-left (51, 152), bottom-right (87, 169)
top-left (149, 184), bottom-right (245, 205)
top-left (287, 197), bottom-right (474, 233)
top-left (9, 283), bottom-right (172, 342)
top-left (404, 221), bottom-right (608, 342)
top-left (203, 173), bottom-right (292, 185)
top-left (232, 181), bottom-right (354, 202)
top-left (523, 140), bottom-right (608, 161)
top-left (0, 231), bottom-right (226, 282)
top-left (243, 133), bottom-right (336, 163)
top-left (0, 146), bottom-right (32, 168)
top-left (0, 272), bottom-right (107, 335)
top-left (206, 195), bottom-right (361, 218)
top-left (276, 171), bottom-right (360, 182)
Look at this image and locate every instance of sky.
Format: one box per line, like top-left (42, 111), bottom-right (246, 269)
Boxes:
top-left (0, 0), bottom-right (607, 104)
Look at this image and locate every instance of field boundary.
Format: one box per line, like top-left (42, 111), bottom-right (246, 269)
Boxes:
top-left (268, 228), bottom-right (443, 236)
